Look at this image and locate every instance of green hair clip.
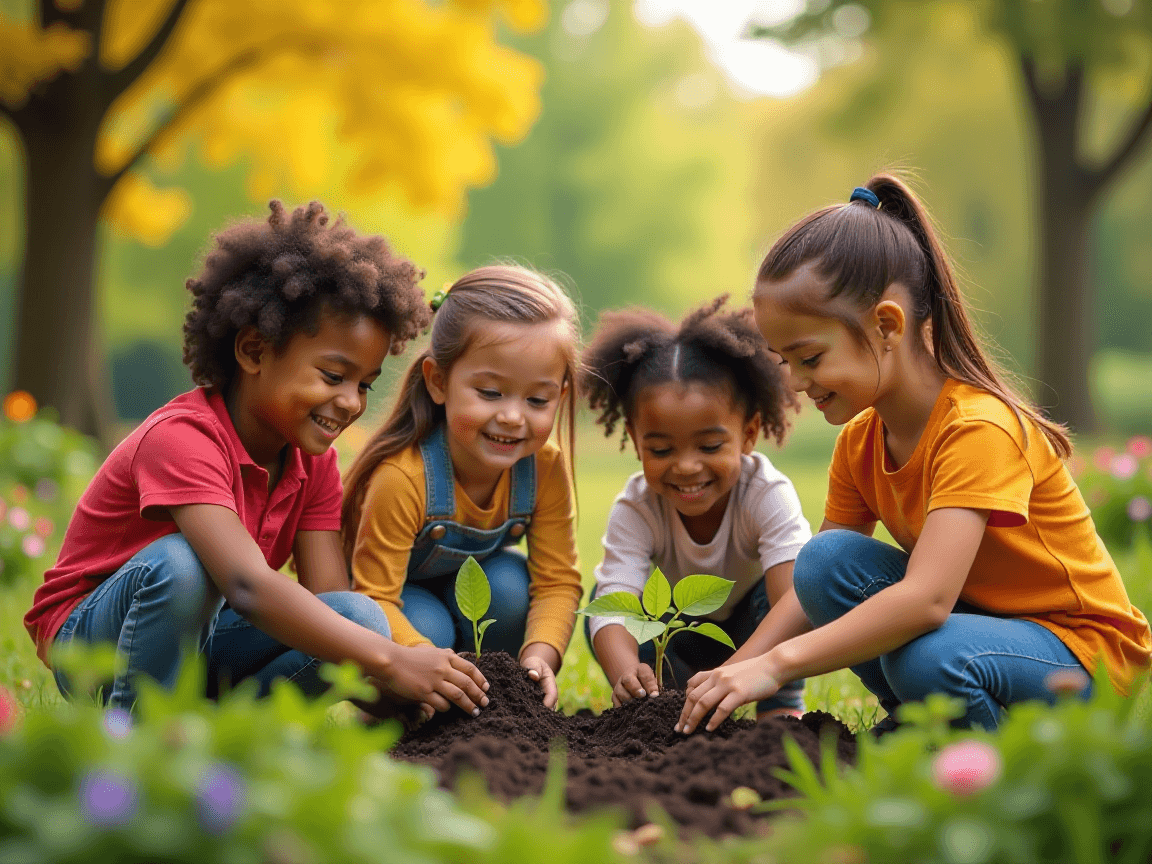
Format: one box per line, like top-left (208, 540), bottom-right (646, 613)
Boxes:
top-left (430, 282), bottom-right (453, 311)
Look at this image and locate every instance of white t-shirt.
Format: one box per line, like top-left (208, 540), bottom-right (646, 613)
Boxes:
top-left (589, 452), bottom-right (812, 639)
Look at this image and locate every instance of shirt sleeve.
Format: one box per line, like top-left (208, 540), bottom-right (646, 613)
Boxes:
top-left (522, 451), bottom-right (584, 659)
top-left (587, 495), bottom-right (656, 641)
top-left (349, 464), bottom-right (432, 647)
top-left (133, 415), bottom-right (238, 519)
top-left (750, 474), bottom-right (813, 573)
top-left (824, 426), bottom-right (876, 526)
top-left (928, 420), bottom-right (1032, 528)
top-left (297, 448), bottom-right (343, 532)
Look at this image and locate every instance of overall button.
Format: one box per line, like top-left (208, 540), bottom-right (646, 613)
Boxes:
top-left (429, 525), bottom-right (447, 540)
top-left (508, 523), bottom-right (526, 539)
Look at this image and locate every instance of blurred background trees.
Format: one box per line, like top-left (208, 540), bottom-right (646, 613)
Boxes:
top-left (1, 0), bottom-right (1151, 442)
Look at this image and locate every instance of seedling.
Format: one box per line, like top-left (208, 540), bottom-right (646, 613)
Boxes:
top-left (578, 568), bottom-right (735, 690)
top-left (455, 555), bottom-right (496, 657)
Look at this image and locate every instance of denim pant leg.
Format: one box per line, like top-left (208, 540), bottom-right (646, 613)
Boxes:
top-left (400, 585), bottom-right (458, 649)
top-left (206, 591), bottom-right (391, 698)
top-left (52, 534), bottom-right (222, 710)
top-left (792, 530), bottom-right (913, 712)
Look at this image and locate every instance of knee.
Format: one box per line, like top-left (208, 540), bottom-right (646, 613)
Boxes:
top-left (483, 551), bottom-right (530, 619)
top-left (318, 591), bottom-right (391, 640)
top-left (793, 530), bottom-right (861, 608)
top-left (882, 633), bottom-right (958, 704)
top-left (142, 534), bottom-right (213, 621)
top-left (401, 588), bottom-right (456, 649)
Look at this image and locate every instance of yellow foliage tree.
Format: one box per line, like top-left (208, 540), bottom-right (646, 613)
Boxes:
top-left (0, 0), bottom-right (546, 438)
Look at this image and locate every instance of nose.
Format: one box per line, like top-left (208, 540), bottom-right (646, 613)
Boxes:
top-left (333, 382), bottom-right (361, 416)
top-left (497, 403), bottom-right (524, 427)
top-left (674, 452), bottom-right (703, 475)
top-left (785, 363), bottom-right (808, 393)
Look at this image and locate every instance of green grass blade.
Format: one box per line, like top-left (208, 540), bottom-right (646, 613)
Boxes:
top-left (578, 592), bottom-right (645, 618)
top-left (673, 574), bottom-right (735, 616)
top-left (686, 622), bottom-right (735, 649)
top-left (642, 568), bottom-right (672, 618)
top-left (623, 618), bottom-right (667, 646)
top-left (455, 556), bottom-right (491, 622)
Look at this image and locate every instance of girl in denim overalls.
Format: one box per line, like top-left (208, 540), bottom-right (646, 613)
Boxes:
top-left (342, 266), bottom-right (583, 708)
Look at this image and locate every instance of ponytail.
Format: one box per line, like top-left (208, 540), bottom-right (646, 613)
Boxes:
top-left (758, 172), bottom-right (1071, 459)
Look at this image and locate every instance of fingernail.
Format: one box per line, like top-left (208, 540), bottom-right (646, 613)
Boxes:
top-left (482, 696), bottom-right (489, 706)
top-left (472, 708), bottom-right (480, 717)
top-left (483, 682), bottom-right (490, 691)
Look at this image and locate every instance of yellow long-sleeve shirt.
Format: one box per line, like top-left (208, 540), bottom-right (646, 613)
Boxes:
top-left (350, 439), bottom-right (582, 658)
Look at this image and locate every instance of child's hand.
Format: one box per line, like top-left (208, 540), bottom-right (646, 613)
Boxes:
top-left (677, 656), bottom-right (779, 734)
top-left (377, 644), bottom-right (490, 717)
top-left (611, 661), bottom-right (659, 707)
top-left (520, 642), bottom-right (562, 710)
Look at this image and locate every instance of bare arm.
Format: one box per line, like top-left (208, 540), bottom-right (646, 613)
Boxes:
top-left (680, 507), bottom-right (989, 732)
top-left (592, 623), bottom-right (660, 706)
top-left (725, 562), bottom-right (813, 665)
top-left (293, 530), bottom-right (352, 594)
top-left (170, 503), bottom-right (488, 713)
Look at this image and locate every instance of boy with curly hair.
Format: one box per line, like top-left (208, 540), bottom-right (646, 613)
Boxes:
top-left (26, 201), bottom-right (489, 718)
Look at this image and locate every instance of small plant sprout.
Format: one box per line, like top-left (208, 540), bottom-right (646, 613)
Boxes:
top-left (455, 555), bottom-right (495, 657)
top-left (578, 568), bottom-right (736, 690)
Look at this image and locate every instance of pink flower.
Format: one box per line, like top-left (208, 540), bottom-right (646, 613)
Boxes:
top-left (931, 740), bottom-right (1002, 797)
top-left (7, 507), bottom-right (29, 531)
top-left (1128, 436), bottom-right (1152, 458)
top-left (34, 517), bottom-right (52, 538)
top-left (1093, 446), bottom-right (1116, 471)
top-left (1111, 454), bottom-right (1138, 481)
top-left (0, 686), bottom-right (17, 735)
top-left (1045, 668), bottom-right (1090, 697)
top-left (1128, 496), bottom-right (1152, 522)
top-left (22, 535), bottom-right (45, 558)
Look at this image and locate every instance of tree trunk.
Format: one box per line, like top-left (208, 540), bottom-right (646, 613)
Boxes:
top-left (11, 81), bottom-right (115, 443)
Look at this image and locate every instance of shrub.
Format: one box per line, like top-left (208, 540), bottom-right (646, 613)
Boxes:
top-left (1074, 436), bottom-right (1152, 552)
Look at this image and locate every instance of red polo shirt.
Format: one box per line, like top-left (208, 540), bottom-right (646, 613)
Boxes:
top-left (25, 388), bottom-right (343, 665)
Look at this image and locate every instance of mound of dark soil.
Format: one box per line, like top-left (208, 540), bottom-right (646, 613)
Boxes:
top-left (391, 652), bottom-right (856, 837)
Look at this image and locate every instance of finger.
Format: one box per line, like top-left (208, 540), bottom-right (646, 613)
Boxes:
top-left (678, 675), bottom-right (716, 729)
top-left (637, 664), bottom-right (659, 696)
top-left (705, 693), bottom-right (745, 732)
top-left (540, 671), bottom-right (558, 710)
top-left (684, 670), bottom-right (709, 695)
top-left (452, 654), bottom-right (490, 691)
top-left (420, 702), bottom-right (435, 720)
top-left (449, 669), bottom-right (489, 710)
top-left (425, 692), bottom-right (452, 714)
top-left (613, 682), bottom-right (633, 705)
top-left (438, 680), bottom-right (480, 717)
top-left (680, 684), bottom-right (723, 734)
top-left (620, 673), bottom-right (646, 699)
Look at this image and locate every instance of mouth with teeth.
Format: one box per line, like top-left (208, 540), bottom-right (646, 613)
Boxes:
top-left (311, 414), bottom-right (343, 437)
top-left (812, 392), bottom-right (835, 410)
top-left (669, 479), bottom-right (714, 500)
top-left (482, 431), bottom-right (524, 450)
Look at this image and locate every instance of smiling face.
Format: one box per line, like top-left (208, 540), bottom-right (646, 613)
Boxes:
top-left (237, 309), bottom-right (389, 465)
top-left (754, 266), bottom-right (887, 426)
top-left (627, 381), bottom-right (760, 542)
top-left (425, 319), bottom-right (570, 488)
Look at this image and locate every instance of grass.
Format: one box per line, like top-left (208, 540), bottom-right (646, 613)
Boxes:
top-left (3, 406), bottom-right (1149, 732)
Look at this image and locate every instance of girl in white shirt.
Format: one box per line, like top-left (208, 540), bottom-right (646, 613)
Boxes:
top-left (583, 297), bottom-right (812, 717)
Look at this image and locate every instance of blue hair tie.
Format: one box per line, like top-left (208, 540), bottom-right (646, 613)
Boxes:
top-left (849, 187), bottom-right (880, 208)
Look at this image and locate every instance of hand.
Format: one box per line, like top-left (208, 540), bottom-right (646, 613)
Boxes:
top-left (521, 642), bottom-right (562, 710)
top-left (373, 644), bottom-right (490, 717)
top-left (611, 661), bottom-right (659, 708)
top-left (677, 656), bottom-right (780, 734)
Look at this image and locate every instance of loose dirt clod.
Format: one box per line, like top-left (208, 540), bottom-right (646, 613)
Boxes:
top-left (392, 652), bottom-right (857, 837)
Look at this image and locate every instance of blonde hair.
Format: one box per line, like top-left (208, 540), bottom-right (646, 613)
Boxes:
top-left (341, 265), bottom-right (581, 559)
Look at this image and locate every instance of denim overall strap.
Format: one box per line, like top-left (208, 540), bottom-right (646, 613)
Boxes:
top-left (508, 452), bottom-right (537, 520)
top-left (419, 425), bottom-right (456, 519)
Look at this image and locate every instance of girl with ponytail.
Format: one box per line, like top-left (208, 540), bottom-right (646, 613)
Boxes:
top-left (679, 174), bottom-right (1150, 735)
top-left (342, 265), bottom-right (583, 709)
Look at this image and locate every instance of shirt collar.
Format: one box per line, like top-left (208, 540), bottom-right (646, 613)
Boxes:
top-left (201, 388), bottom-right (308, 486)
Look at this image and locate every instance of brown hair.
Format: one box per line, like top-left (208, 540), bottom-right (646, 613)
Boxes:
top-left (183, 200), bottom-right (429, 388)
top-left (581, 296), bottom-right (799, 449)
top-left (755, 173), bottom-right (1071, 459)
top-left (341, 265), bottom-right (581, 559)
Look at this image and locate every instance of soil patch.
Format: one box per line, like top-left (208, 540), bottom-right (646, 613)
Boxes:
top-left (392, 652), bottom-right (856, 837)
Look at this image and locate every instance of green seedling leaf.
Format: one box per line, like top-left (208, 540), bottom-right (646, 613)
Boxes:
top-left (667, 619), bottom-right (686, 629)
top-left (476, 618), bottom-right (495, 654)
top-left (688, 622), bottom-right (735, 649)
top-left (642, 568), bottom-right (672, 618)
top-left (455, 556), bottom-right (491, 622)
top-left (623, 618), bottom-right (667, 647)
top-left (578, 591), bottom-right (645, 618)
top-left (673, 574), bottom-right (735, 616)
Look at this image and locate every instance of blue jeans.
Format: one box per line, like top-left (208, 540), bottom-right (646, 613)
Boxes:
top-left (53, 534), bottom-right (392, 709)
top-left (401, 549), bottom-right (530, 655)
top-left (793, 530), bottom-right (1090, 730)
top-left (586, 578), bottom-right (807, 713)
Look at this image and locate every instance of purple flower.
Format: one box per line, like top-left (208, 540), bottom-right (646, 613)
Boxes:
top-left (102, 709), bottom-right (133, 740)
top-left (196, 763), bottom-right (246, 834)
top-left (79, 770), bottom-right (138, 827)
top-left (1128, 496), bottom-right (1152, 523)
top-left (34, 478), bottom-right (58, 502)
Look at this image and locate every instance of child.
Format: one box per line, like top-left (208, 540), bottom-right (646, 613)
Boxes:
top-left (582, 297), bottom-right (812, 718)
top-left (343, 265), bottom-right (583, 710)
top-left (679, 175), bottom-right (1152, 734)
top-left (25, 201), bottom-right (489, 720)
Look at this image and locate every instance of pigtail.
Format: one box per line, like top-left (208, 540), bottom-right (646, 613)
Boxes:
top-left (867, 174), bottom-right (1072, 459)
top-left (341, 350), bottom-right (444, 560)
top-left (581, 308), bottom-right (676, 448)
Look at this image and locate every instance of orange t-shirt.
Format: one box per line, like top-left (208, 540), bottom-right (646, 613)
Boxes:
top-left (825, 379), bottom-right (1151, 695)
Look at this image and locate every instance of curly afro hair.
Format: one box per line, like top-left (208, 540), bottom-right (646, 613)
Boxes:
top-left (183, 200), bottom-right (431, 389)
top-left (581, 295), bottom-right (799, 449)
